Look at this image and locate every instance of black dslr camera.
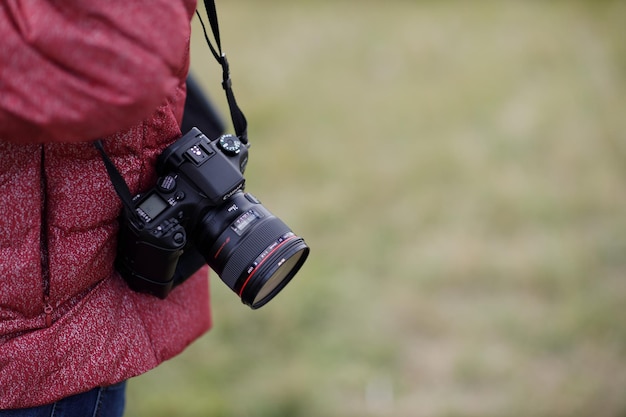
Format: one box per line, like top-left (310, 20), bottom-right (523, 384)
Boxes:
top-left (116, 128), bottom-right (309, 309)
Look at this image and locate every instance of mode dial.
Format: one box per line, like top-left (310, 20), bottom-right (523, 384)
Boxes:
top-left (217, 134), bottom-right (242, 155)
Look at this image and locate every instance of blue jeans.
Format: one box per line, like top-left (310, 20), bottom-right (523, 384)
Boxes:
top-left (0, 381), bottom-right (126, 417)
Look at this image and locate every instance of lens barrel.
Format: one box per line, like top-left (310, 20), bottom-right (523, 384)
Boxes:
top-left (197, 192), bottom-right (309, 309)
top-left (236, 232), bottom-right (309, 309)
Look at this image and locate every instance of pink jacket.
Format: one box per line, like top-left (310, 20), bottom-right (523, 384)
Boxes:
top-left (0, 0), bottom-right (211, 409)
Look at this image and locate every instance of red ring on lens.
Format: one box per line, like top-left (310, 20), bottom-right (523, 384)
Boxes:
top-left (237, 234), bottom-right (299, 297)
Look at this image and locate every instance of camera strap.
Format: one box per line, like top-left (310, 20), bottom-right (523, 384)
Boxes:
top-left (95, 0), bottom-right (248, 219)
top-left (94, 139), bottom-right (138, 220)
top-left (196, 0), bottom-right (248, 145)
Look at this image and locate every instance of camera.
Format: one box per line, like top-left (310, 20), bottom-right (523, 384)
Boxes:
top-left (115, 127), bottom-right (310, 309)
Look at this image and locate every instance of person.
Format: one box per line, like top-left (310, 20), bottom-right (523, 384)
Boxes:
top-left (0, 1), bottom-right (212, 414)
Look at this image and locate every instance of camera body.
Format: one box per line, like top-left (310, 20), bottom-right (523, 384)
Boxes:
top-left (116, 128), bottom-right (309, 308)
top-left (117, 128), bottom-right (248, 297)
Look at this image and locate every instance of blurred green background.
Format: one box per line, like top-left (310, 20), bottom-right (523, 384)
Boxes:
top-left (127, 1), bottom-right (626, 416)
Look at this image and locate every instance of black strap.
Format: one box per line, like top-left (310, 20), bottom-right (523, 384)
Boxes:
top-left (196, 0), bottom-right (248, 145)
top-left (95, 0), bottom-right (247, 211)
top-left (94, 140), bottom-right (138, 221)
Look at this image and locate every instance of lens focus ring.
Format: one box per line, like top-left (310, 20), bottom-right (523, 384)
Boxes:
top-left (220, 219), bottom-right (292, 290)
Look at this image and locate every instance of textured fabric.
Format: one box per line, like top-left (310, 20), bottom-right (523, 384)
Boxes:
top-left (0, 0), bottom-right (212, 409)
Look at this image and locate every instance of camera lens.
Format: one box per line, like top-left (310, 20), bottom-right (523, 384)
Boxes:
top-left (197, 192), bottom-right (309, 309)
top-left (238, 233), bottom-right (309, 309)
top-left (253, 249), bottom-right (306, 304)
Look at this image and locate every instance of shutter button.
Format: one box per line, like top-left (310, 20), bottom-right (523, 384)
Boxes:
top-left (173, 232), bottom-right (185, 245)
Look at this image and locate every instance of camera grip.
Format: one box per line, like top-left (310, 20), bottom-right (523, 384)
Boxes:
top-left (116, 218), bottom-right (186, 298)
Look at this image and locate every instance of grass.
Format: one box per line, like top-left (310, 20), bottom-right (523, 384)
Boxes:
top-left (126, 1), bottom-right (626, 416)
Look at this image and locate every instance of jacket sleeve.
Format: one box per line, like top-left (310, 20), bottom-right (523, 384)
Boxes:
top-left (0, 0), bottom-right (196, 144)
